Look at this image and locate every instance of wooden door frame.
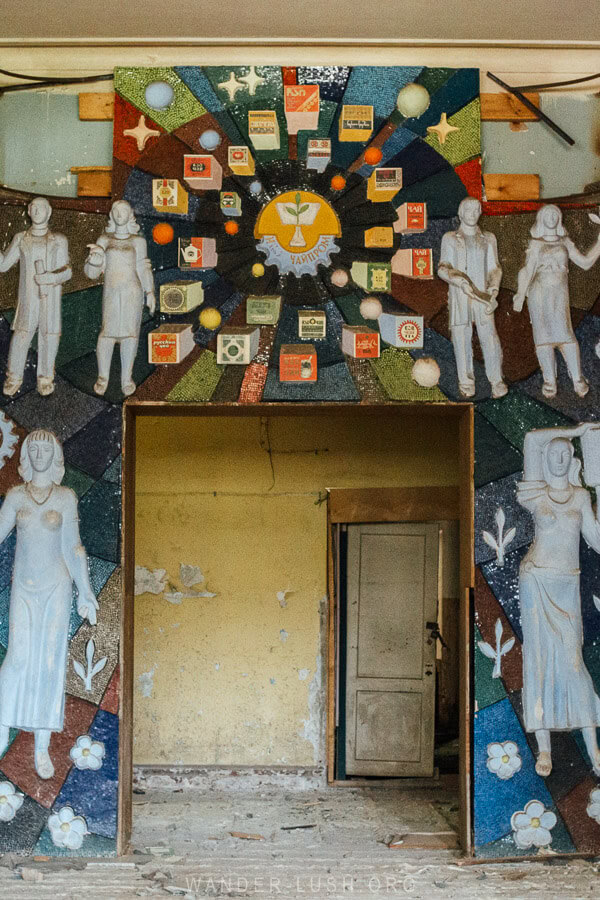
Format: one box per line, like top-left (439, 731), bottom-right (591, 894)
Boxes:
top-left (119, 401), bottom-right (474, 855)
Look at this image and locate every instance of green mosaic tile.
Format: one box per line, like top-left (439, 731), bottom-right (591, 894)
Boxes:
top-left (474, 625), bottom-right (508, 710)
top-left (418, 67), bottom-right (457, 96)
top-left (166, 350), bottom-right (224, 402)
top-left (297, 99), bottom-right (338, 158)
top-left (202, 65), bottom-right (289, 162)
top-left (335, 292), bottom-right (379, 328)
top-left (114, 67), bottom-right (205, 133)
top-left (477, 390), bottom-right (573, 453)
top-left (63, 463), bottom-right (96, 498)
top-left (56, 287), bottom-right (104, 368)
top-left (370, 348), bottom-right (447, 402)
top-left (425, 98), bottom-right (481, 166)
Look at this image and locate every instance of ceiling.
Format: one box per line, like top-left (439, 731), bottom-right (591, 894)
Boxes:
top-left (1, 0), bottom-right (599, 43)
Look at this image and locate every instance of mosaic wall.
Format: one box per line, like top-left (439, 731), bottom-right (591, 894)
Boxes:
top-left (0, 62), bottom-right (599, 858)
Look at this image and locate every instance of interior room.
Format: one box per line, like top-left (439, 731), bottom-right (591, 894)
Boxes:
top-left (127, 405), bottom-right (468, 855)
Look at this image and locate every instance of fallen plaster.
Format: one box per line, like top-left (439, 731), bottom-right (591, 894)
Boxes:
top-left (138, 664), bottom-right (158, 698)
top-left (279, 629), bottom-right (289, 643)
top-left (300, 652), bottom-right (324, 765)
top-left (135, 566), bottom-right (168, 596)
top-left (277, 589), bottom-right (293, 608)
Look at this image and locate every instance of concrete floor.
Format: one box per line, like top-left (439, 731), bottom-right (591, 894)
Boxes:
top-left (0, 786), bottom-right (599, 897)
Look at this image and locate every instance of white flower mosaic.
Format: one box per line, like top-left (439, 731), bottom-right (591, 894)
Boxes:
top-left (511, 800), bottom-right (556, 849)
top-left (486, 741), bottom-right (522, 780)
top-left (0, 781), bottom-right (23, 823)
top-left (48, 807), bottom-right (88, 850)
top-left (586, 787), bottom-right (600, 824)
top-left (70, 734), bottom-right (105, 771)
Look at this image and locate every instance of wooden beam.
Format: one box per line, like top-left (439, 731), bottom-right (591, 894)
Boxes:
top-left (71, 166), bottom-right (112, 198)
top-left (328, 485), bottom-right (460, 524)
top-left (458, 406), bottom-right (474, 856)
top-left (79, 91), bottom-right (115, 121)
top-left (480, 92), bottom-right (540, 121)
top-left (483, 173), bottom-right (540, 201)
top-left (326, 515), bottom-right (336, 783)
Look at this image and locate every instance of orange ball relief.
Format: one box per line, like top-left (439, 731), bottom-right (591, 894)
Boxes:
top-left (364, 146), bottom-right (383, 165)
top-left (152, 222), bottom-right (174, 245)
top-left (224, 221), bottom-right (239, 235)
top-left (331, 175), bottom-right (346, 191)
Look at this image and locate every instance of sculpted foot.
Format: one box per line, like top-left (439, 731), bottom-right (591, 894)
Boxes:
top-left (122, 381), bottom-right (136, 397)
top-left (492, 381), bottom-right (508, 399)
top-left (459, 382), bottom-right (476, 398)
top-left (542, 381), bottom-right (557, 399)
top-left (35, 750), bottom-right (55, 780)
top-left (574, 377), bottom-right (589, 398)
top-left (37, 376), bottom-right (55, 396)
top-left (3, 376), bottom-right (22, 397)
top-left (535, 751), bottom-right (552, 777)
top-left (94, 377), bottom-right (108, 396)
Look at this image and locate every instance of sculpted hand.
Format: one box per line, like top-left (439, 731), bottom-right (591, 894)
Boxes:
top-left (34, 271), bottom-right (57, 286)
top-left (513, 293), bottom-right (525, 312)
top-left (146, 292), bottom-right (156, 315)
top-left (77, 590), bottom-right (99, 626)
top-left (85, 244), bottom-right (105, 267)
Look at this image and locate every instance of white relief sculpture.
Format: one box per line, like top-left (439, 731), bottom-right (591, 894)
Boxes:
top-left (0, 431), bottom-right (98, 780)
top-left (48, 807), bottom-right (88, 850)
top-left (84, 200), bottom-right (156, 397)
top-left (0, 412), bottom-right (18, 469)
top-left (478, 618), bottom-right (515, 678)
top-left (482, 507), bottom-right (516, 568)
top-left (517, 422), bottom-right (600, 778)
top-left (438, 196), bottom-right (507, 399)
top-left (72, 639), bottom-right (107, 694)
top-left (0, 781), bottom-right (24, 822)
top-left (486, 741), bottom-right (522, 780)
top-left (69, 734), bottom-right (105, 771)
top-left (0, 197), bottom-right (71, 397)
top-left (513, 205), bottom-right (600, 399)
top-left (511, 800), bottom-right (556, 850)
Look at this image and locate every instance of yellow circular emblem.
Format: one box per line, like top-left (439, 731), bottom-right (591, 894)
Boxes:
top-left (254, 190), bottom-right (342, 276)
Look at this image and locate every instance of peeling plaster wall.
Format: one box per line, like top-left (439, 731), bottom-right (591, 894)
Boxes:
top-left (133, 413), bottom-right (459, 766)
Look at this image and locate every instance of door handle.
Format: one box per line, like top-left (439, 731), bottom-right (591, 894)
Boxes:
top-left (426, 621), bottom-right (449, 649)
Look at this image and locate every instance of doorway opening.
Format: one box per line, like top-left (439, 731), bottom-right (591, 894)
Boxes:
top-left (120, 403), bottom-right (473, 856)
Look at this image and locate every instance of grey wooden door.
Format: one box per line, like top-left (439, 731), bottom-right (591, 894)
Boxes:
top-left (345, 523), bottom-right (439, 777)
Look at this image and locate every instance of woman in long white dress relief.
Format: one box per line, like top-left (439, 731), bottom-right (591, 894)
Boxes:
top-left (84, 200), bottom-right (156, 397)
top-left (518, 423), bottom-right (600, 777)
top-left (0, 431), bottom-right (98, 779)
top-left (513, 204), bottom-right (600, 399)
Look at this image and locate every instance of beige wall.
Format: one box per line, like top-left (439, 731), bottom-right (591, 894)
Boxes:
top-left (133, 411), bottom-right (459, 766)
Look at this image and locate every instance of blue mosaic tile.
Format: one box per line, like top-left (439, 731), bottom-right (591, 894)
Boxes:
top-left (54, 709), bottom-right (118, 839)
top-left (342, 66), bottom-right (423, 120)
top-left (194, 289), bottom-right (244, 349)
top-left (381, 136), bottom-right (451, 190)
top-left (63, 464), bottom-right (96, 499)
top-left (474, 412), bottom-right (523, 488)
top-left (520, 315), bottom-right (600, 423)
top-left (3, 374), bottom-right (107, 444)
top-left (262, 361), bottom-right (360, 402)
top-left (474, 696), bottom-right (553, 846)
top-left (269, 303), bottom-right (345, 369)
top-left (356, 126), bottom-right (417, 177)
top-left (476, 390), bottom-right (574, 454)
top-left (409, 326), bottom-right (490, 403)
top-left (480, 545), bottom-right (528, 643)
top-left (58, 317), bottom-right (156, 405)
top-left (63, 405), bottom-right (122, 481)
top-left (123, 167), bottom-right (202, 222)
top-left (79, 478), bottom-right (121, 564)
top-left (474, 471), bottom-right (532, 566)
top-left (102, 455), bottom-right (121, 484)
top-left (402, 68), bottom-right (479, 137)
top-left (296, 66), bottom-right (352, 103)
top-left (475, 814), bottom-right (575, 858)
top-left (391, 167), bottom-right (470, 218)
top-left (174, 66), bottom-right (225, 112)
top-left (33, 825), bottom-right (116, 858)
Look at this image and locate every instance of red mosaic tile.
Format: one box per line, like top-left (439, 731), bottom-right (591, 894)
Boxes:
top-left (100, 665), bottom-right (120, 716)
top-left (556, 776), bottom-right (600, 853)
top-left (0, 694), bottom-right (97, 809)
top-left (173, 114), bottom-right (232, 174)
top-left (455, 157), bottom-right (482, 200)
top-left (239, 363), bottom-right (268, 404)
top-left (113, 93), bottom-right (166, 169)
